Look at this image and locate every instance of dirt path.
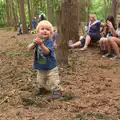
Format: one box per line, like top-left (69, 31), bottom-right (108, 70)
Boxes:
top-left (0, 29), bottom-right (120, 120)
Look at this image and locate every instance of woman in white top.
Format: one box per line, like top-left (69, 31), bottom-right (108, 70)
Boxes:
top-left (107, 14), bottom-right (120, 60)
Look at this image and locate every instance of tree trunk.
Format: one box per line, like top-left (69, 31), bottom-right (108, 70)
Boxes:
top-left (6, 0), bottom-right (11, 26)
top-left (47, 0), bottom-right (53, 24)
top-left (56, 0), bottom-right (79, 66)
top-left (112, 0), bottom-right (117, 19)
top-left (56, 8), bottom-right (68, 66)
top-left (19, 0), bottom-right (28, 34)
top-left (12, 0), bottom-right (18, 31)
top-left (27, 0), bottom-right (32, 29)
top-left (63, 0), bottom-right (79, 42)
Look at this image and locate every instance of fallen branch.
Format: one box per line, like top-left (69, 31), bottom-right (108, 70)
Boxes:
top-left (0, 96), bottom-right (9, 105)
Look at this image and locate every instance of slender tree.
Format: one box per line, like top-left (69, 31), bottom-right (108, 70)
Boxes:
top-left (27, 0), bottom-right (32, 29)
top-left (12, 0), bottom-right (18, 31)
top-left (5, 0), bottom-right (11, 26)
top-left (19, 0), bottom-right (28, 34)
top-left (112, 0), bottom-right (117, 19)
top-left (47, 0), bottom-right (53, 24)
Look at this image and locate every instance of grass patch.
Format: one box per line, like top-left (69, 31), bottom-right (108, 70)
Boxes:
top-left (72, 112), bottom-right (107, 120)
top-left (95, 113), bottom-right (106, 119)
top-left (115, 104), bottom-right (120, 112)
top-left (16, 41), bottom-right (31, 47)
top-left (61, 92), bottom-right (75, 101)
top-left (6, 50), bottom-right (32, 56)
top-left (72, 113), bottom-right (84, 120)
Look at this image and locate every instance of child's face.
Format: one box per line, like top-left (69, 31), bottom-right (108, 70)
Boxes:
top-left (37, 24), bottom-right (52, 39)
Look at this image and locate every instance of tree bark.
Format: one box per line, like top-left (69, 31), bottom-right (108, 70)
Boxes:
top-left (56, 0), bottom-right (79, 66)
top-left (6, 0), bottom-right (11, 26)
top-left (112, 0), bottom-right (117, 19)
top-left (19, 0), bottom-right (28, 34)
top-left (27, 0), bottom-right (32, 29)
top-left (47, 0), bottom-right (53, 24)
top-left (12, 0), bottom-right (18, 31)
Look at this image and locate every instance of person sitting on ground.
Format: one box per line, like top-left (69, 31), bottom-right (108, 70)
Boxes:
top-left (105, 14), bottom-right (120, 60)
top-left (69, 14), bottom-right (104, 51)
top-left (99, 16), bottom-right (116, 56)
top-left (27, 20), bottom-right (62, 99)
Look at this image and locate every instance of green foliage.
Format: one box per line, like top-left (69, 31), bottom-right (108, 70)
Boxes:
top-left (90, 0), bottom-right (111, 20)
top-left (0, 1), bottom-right (5, 24)
top-left (0, 0), bottom-right (112, 27)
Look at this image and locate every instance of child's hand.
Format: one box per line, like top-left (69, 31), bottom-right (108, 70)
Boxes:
top-left (34, 37), bottom-right (43, 45)
top-left (107, 21), bottom-right (113, 29)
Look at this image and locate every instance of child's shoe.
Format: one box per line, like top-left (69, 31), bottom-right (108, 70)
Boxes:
top-left (68, 40), bottom-right (73, 49)
top-left (52, 90), bottom-right (62, 99)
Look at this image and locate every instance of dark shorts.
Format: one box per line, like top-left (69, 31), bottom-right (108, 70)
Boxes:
top-left (80, 34), bottom-right (101, 47)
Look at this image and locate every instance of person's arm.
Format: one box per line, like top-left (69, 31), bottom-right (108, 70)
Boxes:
top-left (27, 42), bottom-right (36, 51)
top-left (102, 27), bottom-right (107, 36)
top-left (100, 22), bottom-right (105, 27)
top-left (107, 21), bottom-right (117, 37)
top-left (34, 38), bottom-right (50, 55)
top-left (110, 27), bottom-right (117, 37)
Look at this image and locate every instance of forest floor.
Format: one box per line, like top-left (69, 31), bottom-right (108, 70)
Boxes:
top-left (0, 29), bottom-right (120, 120)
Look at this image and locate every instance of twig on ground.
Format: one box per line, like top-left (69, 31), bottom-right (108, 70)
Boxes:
top-left (0, 96), bottom-right (9, 105)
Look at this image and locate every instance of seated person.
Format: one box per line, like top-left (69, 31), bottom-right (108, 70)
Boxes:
top-left (99, 16), bottom-right (116, 56)
top-left (105, 14), bottom-right (120, 60)
top-left (69, 14), bottom-right (104, 51)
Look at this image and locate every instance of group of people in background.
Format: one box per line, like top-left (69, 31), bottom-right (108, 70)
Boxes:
top-left (17, 12), bottom-right (46, 35)
top-left (69, 14), bottom-right (120, 60)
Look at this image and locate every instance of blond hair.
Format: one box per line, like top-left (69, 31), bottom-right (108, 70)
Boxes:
top-left (36, 20), bottom-right (54, 36)
top-left (89, 14), bottom-right (97, 20)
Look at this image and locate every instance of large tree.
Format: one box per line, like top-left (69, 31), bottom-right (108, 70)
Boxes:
top-left (56, 0), bottom-right (79, 65)
top-left (19, 0), bottom-right (28, 34)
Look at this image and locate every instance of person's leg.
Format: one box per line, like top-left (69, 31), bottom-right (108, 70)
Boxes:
top-left (105, 38), bottom-right (112, 53)
top-left (46, 67), bottom-right (61, 99)
top-left (70, 41), bottom-right (81, 48)
top-left (109, 37), bottom-right (120, 56)
top-left (99, 38), bottom-right (112, 58)
top-left (99, 38), bottom-right (105, 50)
top-left (80, 35), bottom-right (91, 50)
top-left (36, 70), bottom-right (48, 95)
